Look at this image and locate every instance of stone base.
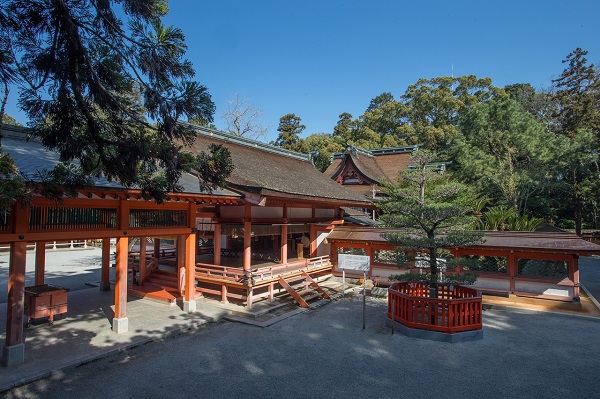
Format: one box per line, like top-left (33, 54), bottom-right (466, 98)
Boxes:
top-left (112, 317), bottom-right (129, 334)
top-left (2, 343), bottom-right (25, 367)
top-left (386, 318), bottom-right (483, 343)
top-left (99, 282), bottom-right (111, 291)
top-left (183, 300), bottom-right (196, 313)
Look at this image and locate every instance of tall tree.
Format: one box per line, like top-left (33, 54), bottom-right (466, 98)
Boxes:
top-left (453, 96), bottom-right (559, 215)
top-left (551, 48), bottom-right (600, 234)
top-left (273, 113), bottom-right (305, 152)
top-left (379, 150), bottom-right (483, 281)
top-left (402, 75), bottom-right (502, 152)
top-left (1, 0), bottom-right (231, 202)
top-left (552, 48), bottom-right (600, 138)
top-left (303, 133), bottom-right (344, 172)
top-left (221, 94), bottom-right (267, 139)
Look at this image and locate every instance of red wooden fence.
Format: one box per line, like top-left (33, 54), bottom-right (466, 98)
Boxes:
top-left (388, 282), bottom-right (482, 334)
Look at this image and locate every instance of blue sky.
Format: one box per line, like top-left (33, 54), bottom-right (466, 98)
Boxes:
top-left (5, 0), bottom-right (600, 142)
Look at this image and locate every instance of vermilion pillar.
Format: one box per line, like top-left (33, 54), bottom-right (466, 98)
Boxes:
top-left (113, 236), bottom-right (128, 333)
top-left (2, 241), bottom-right (27, 366)
top-left (138, 237), bottom-right (147, 286)
top-left (184, 233), bottom-right (197, 312)
top-left (35, 241), bottom-right (46, 285)
top-left (280, 224), bottom-right (288, 264)
top-left (243, 221), bottom-right (252, 272)
top-left (214, 223), bottom-right (221, 265)
top-left (177, 235), bottom-right (186, 294)
top-left (100, 238), bottom-right (111, 291)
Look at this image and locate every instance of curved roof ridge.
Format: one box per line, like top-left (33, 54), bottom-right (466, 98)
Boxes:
top-left (183, 122), bottom-right (311, 162)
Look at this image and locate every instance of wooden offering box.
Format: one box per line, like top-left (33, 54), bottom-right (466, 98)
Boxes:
top-left (24, 285), bottom-right (69, 327)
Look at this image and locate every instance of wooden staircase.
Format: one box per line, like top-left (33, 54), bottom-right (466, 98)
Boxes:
top-left (128, 263), bottom-right (182, 304)
top-left (278, 271), bottom-right (330, 308)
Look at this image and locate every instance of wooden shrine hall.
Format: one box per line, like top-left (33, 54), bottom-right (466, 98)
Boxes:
top-left (0, 124), bottom-right (372, 366)
top-left (327, 226), bottom-right (600, 302)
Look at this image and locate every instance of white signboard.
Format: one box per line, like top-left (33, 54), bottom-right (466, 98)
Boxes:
top-left (338, 254), bottom-right (370, 271)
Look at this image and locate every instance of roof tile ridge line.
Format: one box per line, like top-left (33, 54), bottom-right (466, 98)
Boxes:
top-left (0, 123), bottom-right (42, 142)
top-left (182, 122), bottom-right (311, 163)
top-left (369, 144), bottom-right (421, 155)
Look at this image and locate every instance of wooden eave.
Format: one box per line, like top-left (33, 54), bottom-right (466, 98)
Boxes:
top-left (331, 153), bottom-right (380, 185)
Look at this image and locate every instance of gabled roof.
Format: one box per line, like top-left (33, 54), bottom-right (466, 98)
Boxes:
top-left (0, 124), bottom-right (240, 198)
top-left (324, 144), bottom-right (418, 184)
top-left (185, 124), bottom-right (372, 206)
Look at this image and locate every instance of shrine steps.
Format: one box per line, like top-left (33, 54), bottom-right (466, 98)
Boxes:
top-left (128, 269), bottom-right (183, 304)
top-left (278, 271), bottom-right (331, 308)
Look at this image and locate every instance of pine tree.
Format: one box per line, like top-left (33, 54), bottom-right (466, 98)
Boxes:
top-left (379, 150), bottom-right (484, 282)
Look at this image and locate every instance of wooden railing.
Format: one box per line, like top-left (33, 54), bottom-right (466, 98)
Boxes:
top-left (388, 282), bottom-right (482, 334)
top-left (194, 255), bottom-right (332, 285)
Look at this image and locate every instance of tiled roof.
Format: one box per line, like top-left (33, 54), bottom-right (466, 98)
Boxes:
top-left (326, 226), bottom-right (600, 254)
top-left (0, 124), bottom-right (240, 197)
top-left (325, 145), bottom-right (417, 184)
top-left (184, 125), bottom-right (372, 206)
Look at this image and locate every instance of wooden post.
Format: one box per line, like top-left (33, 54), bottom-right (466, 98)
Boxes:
top-left (571, 255), bottom-right (580, 301)
top-left (366, 245), bottom-right (374, 278)
top-left (221, 285), bottom-right (228, 303)
top-left (214, 223), bottom-right (221, 265)
top-left (113, 236), bottom-right (129, 333)
top-left (280, 224), bottom-right (288, 264)
top-left (508, 252), bottom-right (517, 294)
top-left (177, 235), bottom-right (186, 294)
top-left (35, 241), bottom-right (46, 286)
top-left (243, 221), bottom-right (252, 272)
top-left (2, 241), bottom-right (27, 366)
top-left (139, 237), bottom-right (146, 286)
top-left (184, 232), bottom-right (197, 312)
top-left (100, 238), bottom-right (111, 291)
top-left (309, 224), bottom-right (317, 258)
top-left (154, 238), bottom-right (161, 261)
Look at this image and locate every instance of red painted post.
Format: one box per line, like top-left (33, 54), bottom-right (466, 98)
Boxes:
top-left (113, 236), bottom-right (129, 333)
top-left (35, 241), bottom-right (46, 285)
top-left (101, 238), bottom-right (111, 291)
top-left (214, 223), bottom-right (221, 265)
top-left (243, 221), bottom-right (251, 272)
top-left (177, 235), bottom-right (186, 294)
top-left (280, 224), bottom-right (288, 264)
top-left (185, 232), bottom-right (197, 303)
top-left (5, 241), bottom-right (27, 347)
top-left (139, 237), bottom-right (146, 286)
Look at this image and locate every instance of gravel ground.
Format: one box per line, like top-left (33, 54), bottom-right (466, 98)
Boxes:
top-left (4, 294), bottom-right (600, 399)
top-left (0, 247), bottom-right (112, 304)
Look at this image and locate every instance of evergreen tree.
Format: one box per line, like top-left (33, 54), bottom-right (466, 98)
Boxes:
top-left (551, 48), bottom-right (600, 234)
top-left (379, 150), bottom-right (484, 282)
top-left (1, 0), bottom-right (231, 202)
top-left (273, 113), bottom-right (306, 152)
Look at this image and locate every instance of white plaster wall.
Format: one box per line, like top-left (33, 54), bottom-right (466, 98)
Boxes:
top-left (251, 206), bottom-right (283, 218)
top-left (472, 277), bottom-right (511, 291)
top-left (316, 231), bottom-right (330, 257)
top-left (220, 206), bottom-right (244, 218)
top-left (288, 208), bottom-right (312, 218)
top-left (315, 208), bottom-right (335, 218)
top-left (515, 281), bottom-right (573, 297)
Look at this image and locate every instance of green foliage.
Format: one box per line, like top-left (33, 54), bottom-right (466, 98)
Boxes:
top-left (389, 271), bottom-right (479, 285)
top-left (552, 48), bottom-right (600, 138)
top-left (520, 259), bottom-right (567, 278)
top-left (1, 113), bottom-right (21, 126)
top-left (2, 0), bottom-right (230, 202)
top-left (273, 113), bottom-right (306, 152)
top-left (473, 205), bottom-right (544, 231)
top-left (379, 149), bottom-right (484, 278)
top-left (454, 96), bottom-right (559, 214)
top-left (0, 148), bottom-right (25, 210)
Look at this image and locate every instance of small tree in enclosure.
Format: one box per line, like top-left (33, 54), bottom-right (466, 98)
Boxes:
top-left (378, 150), bottom-right (484, 284)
